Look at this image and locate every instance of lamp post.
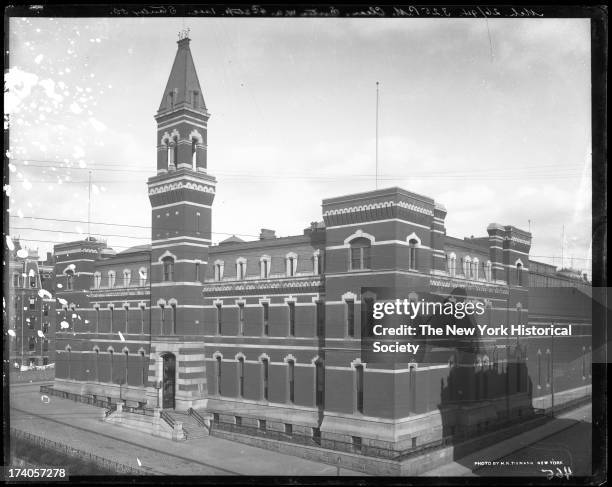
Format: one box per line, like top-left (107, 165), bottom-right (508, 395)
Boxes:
top-left (154, 380), bottom-right (162, 408)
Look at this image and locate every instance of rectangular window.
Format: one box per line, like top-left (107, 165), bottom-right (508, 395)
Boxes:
top-left (110, 308), bottom-right (114, 333)
top-left (213, 413), bottom-right (220, 424)
top-left (356, 365), bottom-right (364, 413)
top-left (216, 357), bottom-right (222, 395)
top-left (195, 262), bottom-right (200, 282)
top-left (13, 274), bottom-right (20, 288)
top-left (347, 300), bottom-right (355, 337)
top-left (216, 304), bottom-right (222, 335)
top-left (285, 424), bottom-right (292, 436)
top-left (259, 419), bottom-right (266, 431)
top-left (171, 305), bottom-right (177, 335)
top-left (262, 302), bottom-right (269, 336)
top-left (43, 304), bottom-right (49, 316)
top-left (288, 302), bottom-right (295, 336)
top-left (238, 303), bottom-right (245, 335)
top-left (288, 361), bottom-right (295, 403)
top-left (262, 359), bottom-right (269, 400)
top-left (235, 416), bottom-right (242, 427)
top-left (316, 301), bottom-right (324, 337)
top-left (29, 298), bottom-right (36, 310)
top-left (352, 436), bottom-right (362, 452)
top-left (238, 358), bottom-right (245, 397)
top-left (42, 322), bottom-right (49, 333)
top-left (124, 307), bottom-right (129, 333)
top-left (195, 212), bottom-right (200, 233)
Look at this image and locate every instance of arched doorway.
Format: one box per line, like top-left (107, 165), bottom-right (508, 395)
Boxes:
top-left (162, 353), bottom-right (176, 409)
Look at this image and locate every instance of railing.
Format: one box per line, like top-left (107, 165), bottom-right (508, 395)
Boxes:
top-left (160, 410), bottom-right (176, 429)
top-left (10, 428), bottom-right (151, 475)
top-left (188, 408), bottom-right (210, 432)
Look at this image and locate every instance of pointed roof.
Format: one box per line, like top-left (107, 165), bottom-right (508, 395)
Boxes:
top-left (158, 37), bottom-right (207, 114)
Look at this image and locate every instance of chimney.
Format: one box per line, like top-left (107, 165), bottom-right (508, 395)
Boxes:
top-left (260, 229), bottom-right (276, 240)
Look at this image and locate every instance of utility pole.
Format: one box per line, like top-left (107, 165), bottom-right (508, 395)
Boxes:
top-left (87, 171), bottom-right (92, 238)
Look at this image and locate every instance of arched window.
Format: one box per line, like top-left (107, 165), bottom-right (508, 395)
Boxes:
top-left (140, 350), bottom-right (146, 385)
top-left (485, 261), bottom-right (492, 282)
top-left (260, 256), bottom-right (271, 279)
top-left (109, 349), bottom-right (114, 383)
top-left (162, 257), bottom-right (174, 281)
top-left (449, 253), bottom-right (457, 277)
top-left (287, 360), bottom-right (295, 403)
top-left (67, 346), bottom-right (72, 379)
top-left (171, 302), bottom-right (177, 335)
top-left (95, 348), bottom-right (100, 382)
top-left (350, 238), bottom-right (371, 270)
top-left (464, 257), bottom-right (472, 279)
top-left (195, 262), bottom-right (201, 282)
top-left (236, 258), bottom-right (246, 280)
top-left (191, 137), bottom-right (197, 169)
top-left (139, 303), bottom-right (146, 335)
top-left (108, 271), bottom-right (116, 288)
top-left (237, 357), bottom-right (245, 397)
top-left (124, 350), bottom-right (129, 385)
top-left (355, 364), bottom-right (364, 413)
top-left (108, 304), bottom-right (115, 333)
top-left (408, 239), bottom-right (418, 270)
top-left (93, 272), bottom-right (101, 289)
top-left (66, 270), bottom-right (74, 290)
top-left (166, 140), bottom-right (172, 167)
top-left (173, 137), bottom-right (178, 166)
top-left (286, 253), bottom-right (297, 277)
top-left (94, 304), bottom-right (100, 334)
top-left (516, 262), bottom-right (523, 286)
top-left (216, 356), bottom-right (222, 395)
top-left (261, 358), bottom-right (269, 400)
top-left (123, 303), bottom-right (130, 333)
top-left (315, 359), bottom-right (325, 408)
top-left (139, 267), bottom-right (147, 286)
top-left (214, 261), bottom-right (224, 281)
top-left (123, 269), bottom-right (131, 287)
top-left (473, 258), bottom-right (479, 280)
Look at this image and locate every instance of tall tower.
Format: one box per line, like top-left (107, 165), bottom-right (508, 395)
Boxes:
top-left (146, 33), bottom-right (215, 410)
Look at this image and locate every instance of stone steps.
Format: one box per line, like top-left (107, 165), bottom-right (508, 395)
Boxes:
top-left (166, 411), bottom-right (209, 440)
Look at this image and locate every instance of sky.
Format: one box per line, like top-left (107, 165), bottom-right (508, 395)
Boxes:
top-left (6, 17), bottom-right (592, 275)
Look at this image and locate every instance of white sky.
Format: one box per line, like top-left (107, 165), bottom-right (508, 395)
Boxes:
top-left (6, 17), bottom-right (592, 274)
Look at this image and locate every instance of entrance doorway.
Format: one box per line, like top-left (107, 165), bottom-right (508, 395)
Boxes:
top-left (162, 353), bottom-right (176, 409)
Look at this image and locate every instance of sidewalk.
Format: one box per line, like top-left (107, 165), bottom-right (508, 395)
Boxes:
top-left (421, 404), bottom-right (592, 477)
top-left (9, 383), bottom-right (361, 476)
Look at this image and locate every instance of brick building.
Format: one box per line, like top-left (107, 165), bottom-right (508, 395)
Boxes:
top-left (7, 241), bottom-right (56, 368)
top-left (51, 36), bottom-right (591, 459)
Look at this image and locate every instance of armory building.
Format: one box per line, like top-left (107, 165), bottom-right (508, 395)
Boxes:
top-left (49, 35), bottom-right (592, 464)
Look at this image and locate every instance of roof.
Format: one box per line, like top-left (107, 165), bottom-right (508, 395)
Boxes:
top-left (157, 37), bottom-right (207, 113)
top-left (219, 235), bottom-right (246, 246)
top-left (117, 244), bottom-right (152, 255)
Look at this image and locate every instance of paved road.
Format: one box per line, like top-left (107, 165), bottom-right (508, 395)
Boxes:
top-left (9, 382), bottom-right (361, 476)
top-left (423, 404), bottom-right (592, 477)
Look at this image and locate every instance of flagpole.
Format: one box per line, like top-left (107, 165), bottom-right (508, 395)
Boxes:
top-left (375, 81), bottom-right (379, 190)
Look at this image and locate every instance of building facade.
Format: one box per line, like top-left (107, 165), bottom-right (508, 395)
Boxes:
top-left (51, 36), bottom-right (592, 458)
top-left (7, 241), bottom-right (56, 368)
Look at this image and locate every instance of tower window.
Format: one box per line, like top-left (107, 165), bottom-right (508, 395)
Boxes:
top-left (162, 257), bottom-right (174, 281)
top-left (350, 238), bottom-right (371, 270)
top-left (192, 138), bottom-right (197, 169)
top-left (168, 91), bottom-right (175, 109)
top-left (408, 239), bottom-right (418, 270)
top-left (193, 91), bottom-right (199, 107)
top-left (516, 263), bottom-right (523, 286)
